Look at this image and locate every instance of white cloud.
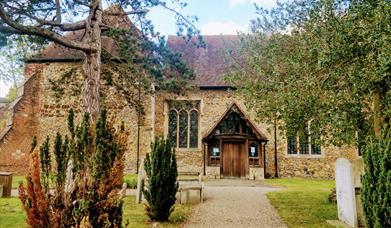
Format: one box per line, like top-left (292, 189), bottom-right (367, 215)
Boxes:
top-left (229, 0), bottom-right (277, 9)
top-left (201, 21), bottom-right (247, 35)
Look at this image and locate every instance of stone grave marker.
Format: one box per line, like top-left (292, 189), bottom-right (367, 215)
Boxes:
top-left (335, 158), bottom-right (357, 227)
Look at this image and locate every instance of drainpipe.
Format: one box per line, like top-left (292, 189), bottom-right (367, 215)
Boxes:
top-left (203, 142), bottom-right (206, 176)
top-left (274, 119), bottom-right (279, 178)
top-left (263, 141), bottom-right (267, 178)
top-left (136, 75), bottom-right (141, 174)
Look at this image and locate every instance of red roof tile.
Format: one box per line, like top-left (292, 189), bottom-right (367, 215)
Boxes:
top-left (28, 7), bottom-right (241, 87)
top-left (167, 35), bottom-right (240, 87)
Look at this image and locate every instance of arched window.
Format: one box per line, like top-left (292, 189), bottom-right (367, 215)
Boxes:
top-left (168, 110), bottom-right (177, 147)
top-left (167, 100), bottom-right (200, 149)
top-left (218, 112), bottom-right (245, 134)
top-left (179, 110), bottom-right (188, 148)
top-left (190, 110), bottom-right (198, 148)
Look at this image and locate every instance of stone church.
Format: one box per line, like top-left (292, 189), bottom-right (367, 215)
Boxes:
top-left (0, 8), bottom-right (359, 179)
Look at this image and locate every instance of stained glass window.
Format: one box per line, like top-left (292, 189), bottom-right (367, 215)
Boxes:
top-left (190, 110), bottom-right (198, 148)
top-left (168, 110), bottom-right (177, 147)
top-left (167, 100), bottom-right (200, 149)
top-left (179, 110), bottom-right (188, 148)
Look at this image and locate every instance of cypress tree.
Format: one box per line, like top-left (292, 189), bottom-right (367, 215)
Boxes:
top-left (39, 136), bottom-right (51, 190)
top-left (143, 138), bottom-right (178, 221)
top-left (361, 127), bottom-right (391, 227)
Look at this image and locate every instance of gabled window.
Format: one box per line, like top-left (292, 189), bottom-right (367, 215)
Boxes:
top-left (167, 100), bottom-right (200, 149)
top-left (287, 121), bottom-right (322, 155)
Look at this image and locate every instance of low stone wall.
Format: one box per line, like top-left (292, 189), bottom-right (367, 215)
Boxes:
top-left (205, 166), bottom-right (220, 179)
top-left (249, 167), bottom-right (264, 180)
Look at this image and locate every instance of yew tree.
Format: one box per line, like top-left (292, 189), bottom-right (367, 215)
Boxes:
top-left (0, 0), bottom-right (199, 121)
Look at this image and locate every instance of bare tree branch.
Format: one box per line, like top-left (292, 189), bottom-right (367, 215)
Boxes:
top-left (73, 0), bottom-right (92, 8)
top-left (158, 3), bottom-right (198, 32)
top-left (106, 9), bottom-right (149, 15)
top-left (0, 9), bottom-right (93, 52)
top-left (3, 2), bottom-right (87, 31)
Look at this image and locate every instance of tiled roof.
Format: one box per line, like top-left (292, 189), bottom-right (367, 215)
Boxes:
top-left (26, 7), bottom-right (241, 87)
top-left (167, 35), bottom-right (240, 87)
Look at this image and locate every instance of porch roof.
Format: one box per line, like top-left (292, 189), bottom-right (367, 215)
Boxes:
top-left (202, 102), bottom-right (268, 142)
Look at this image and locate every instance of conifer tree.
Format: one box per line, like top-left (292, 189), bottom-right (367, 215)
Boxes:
top-left (143, 138), bottom-right (178, 221)
top-left (361, 127), bottom-right (391, 228)
top-left (19, 109), bottom-right (129, 227)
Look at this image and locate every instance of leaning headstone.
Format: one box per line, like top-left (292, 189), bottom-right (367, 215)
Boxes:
top-left (335, 158), bottom-right (357, 227)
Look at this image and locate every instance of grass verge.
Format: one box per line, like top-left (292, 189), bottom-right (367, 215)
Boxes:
top-left (265, 178), bottom-right (337, 228)
top-left (13, 174), bottom-right (139, 189)
top-left (0, 196), bottom-right (192, 228)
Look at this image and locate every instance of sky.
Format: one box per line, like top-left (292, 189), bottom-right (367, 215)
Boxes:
top-left (0, 0), bottom-right (277, 97)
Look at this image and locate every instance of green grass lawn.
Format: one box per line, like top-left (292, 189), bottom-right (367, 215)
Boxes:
top-left (0, 196), bottom-right (192, 228)
top-left (123, 174), bottom-right (138, 189)
top-left (11, 175), bottom-right (26, 189)
top-left (0, 197), bottom-right (25, 228)
top-left (12, 174), bottom-right (139, 189)
top-left (265, 178), bottom-right (337, 228)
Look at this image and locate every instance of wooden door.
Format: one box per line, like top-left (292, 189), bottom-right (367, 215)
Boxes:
top-left (222, 142), bottom-right (246, 177)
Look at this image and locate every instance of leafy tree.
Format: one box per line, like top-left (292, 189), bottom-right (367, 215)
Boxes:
top-left (227, 0), bottom-right (391, 225)
top-left (19, 109), bottom-right (129, 227)
top-left (0, 0), bottom-right (200, 121)
top-left (143, 138), bottom-right (178, 221)
top-left (228, 0), bottom-right (391, 144)
top-left (5, 86), bottom-right (17, 102)
top-left (0, 36), bottom-right (40, 88)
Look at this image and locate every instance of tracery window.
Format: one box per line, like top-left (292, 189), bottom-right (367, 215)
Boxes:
top-left (167, 100), bottom-right (200, 148)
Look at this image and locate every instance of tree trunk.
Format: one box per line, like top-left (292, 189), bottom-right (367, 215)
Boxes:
top-left (82, 1), bottom-right (102, 122)
top-left (372, 90), bottom-right (383, 138)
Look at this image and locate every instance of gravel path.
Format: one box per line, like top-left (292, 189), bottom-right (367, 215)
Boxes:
top-left (184, 184), bottom-right (287, 228)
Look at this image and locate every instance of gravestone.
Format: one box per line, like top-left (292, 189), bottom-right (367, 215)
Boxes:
top-left (136, 161), bottom-right (145, 203)
top-left (335, 158), bottom-right (357, 227)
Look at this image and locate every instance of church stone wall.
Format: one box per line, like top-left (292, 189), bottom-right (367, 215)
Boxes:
top-left (38, 62), bottom-right (154, 173)
top-left (0, 62), bottom-right (360, 178)
top-left (154, 89), bottom-right (275, 174)
top-left (154, 89), bottom-right (360, 179)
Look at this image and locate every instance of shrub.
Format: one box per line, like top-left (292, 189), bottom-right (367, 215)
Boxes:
top-left (361, 127), bottom-right (391, 228)
top-left (143, 138), bottom-right (178, 221)
top-left (18, 109), bottom-right (128, 227)
top-left (123, 174), bottom-right (138, 189)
